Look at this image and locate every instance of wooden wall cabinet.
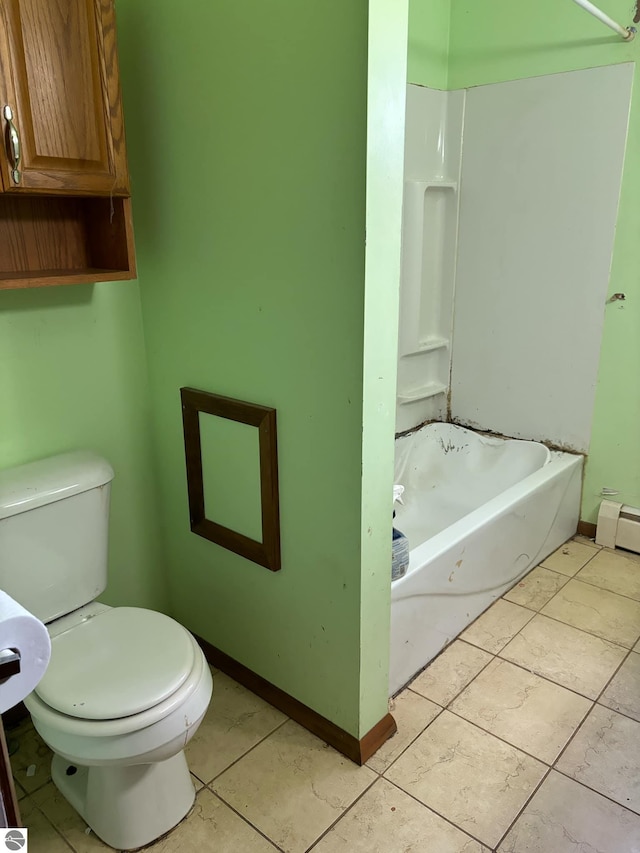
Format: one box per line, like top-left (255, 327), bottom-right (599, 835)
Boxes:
top-left (0, 0), bottom-right (135, 289)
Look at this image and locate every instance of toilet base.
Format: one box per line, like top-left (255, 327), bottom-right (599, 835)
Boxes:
top-left (52, 751), bottom-right (196, 850)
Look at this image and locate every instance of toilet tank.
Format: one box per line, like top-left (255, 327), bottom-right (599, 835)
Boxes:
top-left (0, 452), bottom-right (114, 624)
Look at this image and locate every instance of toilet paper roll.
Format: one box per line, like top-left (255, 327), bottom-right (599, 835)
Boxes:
top-left (0, 590), bottom-right (51, 714)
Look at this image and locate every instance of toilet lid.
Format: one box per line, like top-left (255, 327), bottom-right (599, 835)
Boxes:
top-left (35, 607), bottom-right (196, 720)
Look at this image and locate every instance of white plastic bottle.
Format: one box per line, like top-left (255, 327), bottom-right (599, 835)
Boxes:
top-left (391, 485), bottom-right (409, 581)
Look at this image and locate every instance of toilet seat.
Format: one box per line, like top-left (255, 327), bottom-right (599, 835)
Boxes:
top-left (35, 607), bottom-right (195, 720)
top-left (27, 605), bottom-right (209, 740)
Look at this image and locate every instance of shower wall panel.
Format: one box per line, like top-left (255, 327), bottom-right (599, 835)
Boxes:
top-left (449, 63), bottom-right (633, 452)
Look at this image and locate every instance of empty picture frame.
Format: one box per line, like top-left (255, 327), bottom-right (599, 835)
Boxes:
top-left (180, 387), bottom-right (281, 572)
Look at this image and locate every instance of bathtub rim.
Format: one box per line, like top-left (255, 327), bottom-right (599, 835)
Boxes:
top-left (391, 449), bottom-right (583, 600)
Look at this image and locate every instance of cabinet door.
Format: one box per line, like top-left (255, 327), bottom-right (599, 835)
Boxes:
top-left (0, 0), bottom-right (129, 195)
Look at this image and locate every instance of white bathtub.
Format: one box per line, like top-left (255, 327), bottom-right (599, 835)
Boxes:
top-left (390, 422), bottom-right (583, 695)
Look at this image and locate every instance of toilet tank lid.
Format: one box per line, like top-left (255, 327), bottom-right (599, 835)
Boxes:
top-left (0, 451), bottom-right (114, 520)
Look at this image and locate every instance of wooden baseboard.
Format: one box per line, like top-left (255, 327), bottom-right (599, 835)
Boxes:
top-left (194, 635), bottom-right (396, 765)
top-left (577, 520), bottom-right (597, 539)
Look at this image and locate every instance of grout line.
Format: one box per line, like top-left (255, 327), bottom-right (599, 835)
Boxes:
top-left (21, 792), bottom-right (78, 853)
top-left (492, 764), bottom-right (555, 851)
top-left (507, 561), bottom-right (573, 582)
top-left (594, 647), bottom-right (634, 703)
top-left (594, 703), bottom-right (640, 728)
top-left (551, 765), bottom-right (640, 818)
top-left (535, 603), bottom-right (640, 651)
top-left (366, 701), bottom-right (446, 776)
top-left (198, 716), bottom-right (290, 787)
top-left (485, 581), bottom-right (639, 654)
top-left (537, 542), bottom-right (601, 576)
top-left (459, 602), bottom-right (537, 656)
top-left (406, 643), bottom-right (496, 708)
top-left (549, 695), bottom-right (621, 780)
top-left (493, 651), bottom-right (618, 704)
top-left (391, 632), bottom-right (491, 698)
top-left (498, 609), bottom-right (633, 654)
top-left (382, 775), bottom-right (491, 850)
top-left (442, 705), bottom-right (584, 769)
top-left (502, 574), bottom-right (571, 612)
top-left (206, 789), bottom-right (287, 853)
top-left (12, 777), bottom-right (52, 798)
top-left (569, 572), bottom-right (640, 605)
top-left (569, 537), bottom-right (601, 551)
top-left (303, 775), bottom-right (380, 852)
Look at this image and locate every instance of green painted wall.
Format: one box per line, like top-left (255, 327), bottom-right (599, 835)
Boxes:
top-left (0, 283), bottom-right (167, 611)
top-left (409, 0), bottom-right (640, 521)
top-left (118, 0), bottom-right (408, 736)
top-left (408, 0), bottom-right (450, 88)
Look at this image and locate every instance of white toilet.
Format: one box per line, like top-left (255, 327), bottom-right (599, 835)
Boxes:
top-left (0, 451), bottom-right (213, 850)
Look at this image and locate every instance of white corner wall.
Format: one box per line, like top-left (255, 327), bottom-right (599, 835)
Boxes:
top-left (396, 85), bottom-right (464, 434)
top-left (450, 64), bottom-right (633, 451)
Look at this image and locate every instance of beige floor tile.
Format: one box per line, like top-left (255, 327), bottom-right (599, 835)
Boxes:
top-left (503, 567), bottom-right (569, 611)
top-left (577, 547), bottom-right (640, 601)
top-left (385, 711), bottom-right (546, 848)
top-left (500, 614), bottom-right (627, 699)
top-left (409, 640), bottom-right (493, 707)
top-left (557, 705), bottom-right (640, 813)
top-left (312, 778), bottom-right (488, 852)
top-left (460, 600), bottom-right (534, 654)
top-left (149, 789), bottom-right (279, 853)
top-left (366, 690), bottom-right (440, 774)
top-left (9, 719), bottom-right (53, 794)
top-left (540, 540), bottom-right (598, 576)
top-left (31, 783), bottom-right (112, 852)
top-left (600, 651), bottom-right (640, 722)
top-left (212, 719), bottom-right (376, 853)
top-left (185, 671), bottom-right (287, 783)
top-left (450, 658), bottom-right (591, 764)
top-left (541, 579), bottom-right (640, 647)
top-left (19, 795), bottom-right (74, 852)
top-left (572, 534), bottom-right (600, 550)
top-left (14, 778), bottom-right (26, 801)
top-left (32, 779), bottom-right (278, 853)
top-left (498, 770), bottom-right (640, 853)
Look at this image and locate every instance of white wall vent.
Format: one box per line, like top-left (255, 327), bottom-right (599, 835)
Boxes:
top-left (596, 500), bottom-right (640, 554)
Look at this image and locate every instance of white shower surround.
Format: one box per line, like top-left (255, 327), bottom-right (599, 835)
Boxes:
top-left (450, 63), bottom-right (634, 452)
top-left (396, 85), bottom-right (464, 434)
top-left (389, 422), bottom-right (582, 695)
top-left (390, 64), bottom-right (632, 695)
top-left (397, 63), bottom-right (634, 450)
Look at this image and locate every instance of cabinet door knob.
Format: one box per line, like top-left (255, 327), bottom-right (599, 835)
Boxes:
top-left (3, 105), bottom-right (21, 184)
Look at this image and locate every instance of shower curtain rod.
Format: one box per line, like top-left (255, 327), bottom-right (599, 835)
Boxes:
top-left (570, 0), bottom-right (636, 40)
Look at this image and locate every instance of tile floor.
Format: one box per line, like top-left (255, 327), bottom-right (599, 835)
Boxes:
top-left (8, 536), bottom-right (640, 852)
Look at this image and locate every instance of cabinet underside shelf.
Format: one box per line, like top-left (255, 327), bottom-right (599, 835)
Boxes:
top-left (0, 195), bottom-right (136, 289)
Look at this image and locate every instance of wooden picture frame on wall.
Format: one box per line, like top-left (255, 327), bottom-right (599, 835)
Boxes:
top-left (180, 387), bottom-right (281, 572)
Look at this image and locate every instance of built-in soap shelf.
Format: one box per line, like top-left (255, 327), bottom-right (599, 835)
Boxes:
top-left (413, 181), bottom-right (457, 190)
top-left (403, 336), bottom-right (449, 357)
top-left (396, 178), bottom-right (459, 415)
top-left (397, 382), bottom-right (448, 405)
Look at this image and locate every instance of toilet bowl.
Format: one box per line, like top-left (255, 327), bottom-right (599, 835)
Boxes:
top-left (0, 451), bottom-right (215, 849)
top-left (24, 602), bottom-right (213, 850)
